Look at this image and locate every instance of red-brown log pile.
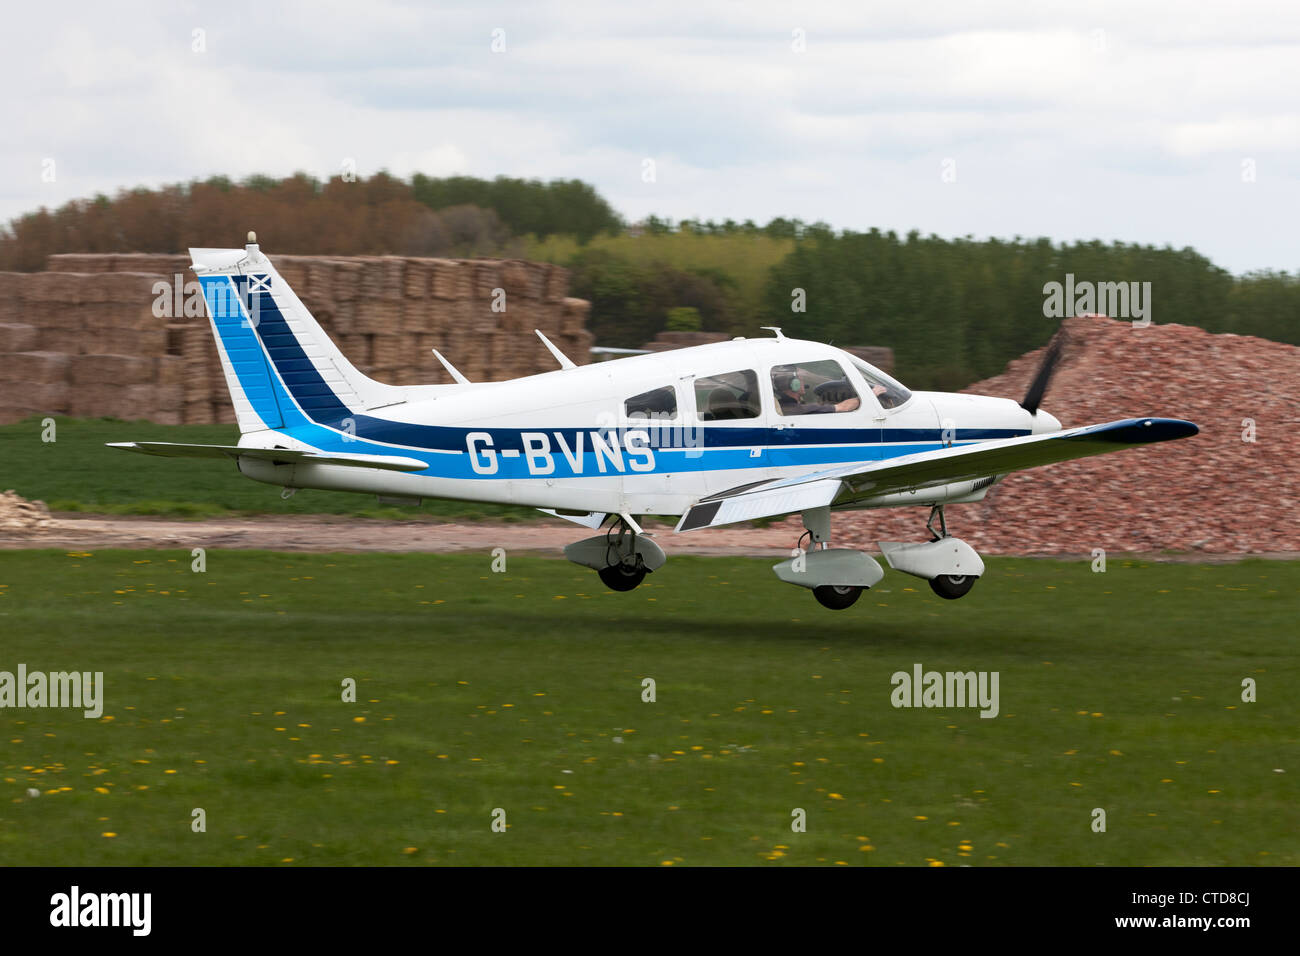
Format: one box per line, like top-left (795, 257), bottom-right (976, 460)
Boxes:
top-left (832, 315), bottom-right (1300, 554)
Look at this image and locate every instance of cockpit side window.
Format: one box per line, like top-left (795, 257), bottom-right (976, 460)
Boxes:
top-left (625, 385), bottom-right (678, 421)
top-left (694, 370), bottom-right (761, 421)
top-left (770, 360), bottom-right (861, 416)
top-left (849, 357), bottom-right (912, 410)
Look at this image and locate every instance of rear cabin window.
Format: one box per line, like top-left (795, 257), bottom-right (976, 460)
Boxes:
top-left (624, 385), bottom-right (678, 420)
top-left (694, 370), bottom-right (761, 421)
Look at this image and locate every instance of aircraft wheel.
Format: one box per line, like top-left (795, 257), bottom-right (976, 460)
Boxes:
top-left (929, 574), bottom-right (976, 600)
top-left (598, 563), bottom-right (647, 592)
top-left (812, 585), bottom-right (863, 610)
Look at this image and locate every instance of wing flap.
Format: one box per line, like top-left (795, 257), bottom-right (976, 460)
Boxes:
top-left (677, 478), bottom-right (843, 532)
top-left (106, 442), bottom-right (428, 472)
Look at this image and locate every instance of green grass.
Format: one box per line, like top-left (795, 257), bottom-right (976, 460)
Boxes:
top-left (0, 550), bottom-right (1294, 866)
top-left (0, 416), bottom-right (538, 521)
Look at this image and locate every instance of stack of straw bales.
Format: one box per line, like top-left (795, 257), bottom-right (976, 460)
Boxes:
top-left (0, 254), bottom-right (592, 425)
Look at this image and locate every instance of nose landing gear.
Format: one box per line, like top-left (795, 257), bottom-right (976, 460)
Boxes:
top-left (879, 505), bottom-right (985, 600)
top-left (928, 573), bottom-right (976, 600)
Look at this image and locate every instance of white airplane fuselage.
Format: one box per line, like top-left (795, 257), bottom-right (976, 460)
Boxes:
top-left (233, 336), bottom-right (1052, 517)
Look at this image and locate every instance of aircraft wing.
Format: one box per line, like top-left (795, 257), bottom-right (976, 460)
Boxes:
top-left (676, 417), bottom-right (1197, 532)
top-left (106, 442), bottom-right (428, 472)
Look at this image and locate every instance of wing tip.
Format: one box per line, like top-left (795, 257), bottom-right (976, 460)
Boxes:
top-left (1096, 418), bottom-right (1199, 443)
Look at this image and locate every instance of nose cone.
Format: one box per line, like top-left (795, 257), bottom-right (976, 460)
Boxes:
top-left (1031, 409), bottom-right (1062, 434)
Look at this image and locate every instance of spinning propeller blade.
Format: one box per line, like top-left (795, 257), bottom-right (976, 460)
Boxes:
top-left (1019, 335), bottom-right (1065, 415)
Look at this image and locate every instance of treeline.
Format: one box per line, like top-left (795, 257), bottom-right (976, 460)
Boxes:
top-left (528, 230), bottom-right (797, 347)
top-left (757, 231), bottom-right (1293, 389)
top-left (410, 175), bottom-right (620, 242)
top-left (537, 227), bottom-right (1299, 388)
top-left (638, 214), bottom-right (836, 239)
top-left (0, 172), bottom-right (621, 271)
top-left (3, 174), bottom-right (1297, 389)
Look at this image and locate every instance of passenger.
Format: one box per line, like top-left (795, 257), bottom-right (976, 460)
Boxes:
top-left (773, 372), bottom-right (860, 415)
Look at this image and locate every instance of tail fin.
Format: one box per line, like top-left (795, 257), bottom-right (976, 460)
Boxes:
top-left (190, 235), bottom-right (400, 434)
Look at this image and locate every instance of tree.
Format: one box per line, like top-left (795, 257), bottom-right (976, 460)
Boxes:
top-left (665, 306), bottom-right (702, 332)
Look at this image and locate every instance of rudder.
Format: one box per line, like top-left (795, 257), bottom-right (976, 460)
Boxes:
top-left (190, 235), bottom-right (401, 434)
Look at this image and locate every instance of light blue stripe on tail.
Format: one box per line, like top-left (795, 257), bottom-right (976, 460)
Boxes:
top-left (199, 276), bottom-right (283, 430)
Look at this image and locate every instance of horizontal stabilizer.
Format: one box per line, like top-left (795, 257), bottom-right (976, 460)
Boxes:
top-left (106, 442), bottom-right (428, 472)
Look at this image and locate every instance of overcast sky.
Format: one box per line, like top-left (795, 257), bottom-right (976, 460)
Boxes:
top-left (4, 0), bottom-right (1298, 273)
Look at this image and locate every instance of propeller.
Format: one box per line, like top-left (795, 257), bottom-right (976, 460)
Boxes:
top-left (1019, 334), bottom-right (1065, 416)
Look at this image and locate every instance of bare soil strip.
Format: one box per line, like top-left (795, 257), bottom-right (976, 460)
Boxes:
top-left (1, 513), bottom-right (1291, 563)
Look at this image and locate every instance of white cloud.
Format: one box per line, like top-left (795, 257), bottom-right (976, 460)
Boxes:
top-left (2, 0), bottom-right (1298, 272)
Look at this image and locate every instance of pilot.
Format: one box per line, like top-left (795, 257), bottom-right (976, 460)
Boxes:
top-left (773, 372), bottom-right (860, 415)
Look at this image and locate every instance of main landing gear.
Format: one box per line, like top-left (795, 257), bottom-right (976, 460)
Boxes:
top-left (598, 559), bottom-right (646, 592)
top-left (564, 515), bottom-right (667, 593)
top-left (812, 584), bottom-right (864, 611)
top-left (772, 507), bottom-right (885, 611)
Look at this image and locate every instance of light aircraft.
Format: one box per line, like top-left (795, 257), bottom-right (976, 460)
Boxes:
top-left (111, 235), bottom-right (1198, 610)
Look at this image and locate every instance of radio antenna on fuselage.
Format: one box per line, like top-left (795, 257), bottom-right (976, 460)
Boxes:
top-left (431, 349), bottom-right (471, 385)
top-left (535, 329), bottom-right (578, 369)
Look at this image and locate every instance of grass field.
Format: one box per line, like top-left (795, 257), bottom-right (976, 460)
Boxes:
top-left (0, 416), bottom-right (538, 521)
top-left (1, 549), bottom-right (1294, 866)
